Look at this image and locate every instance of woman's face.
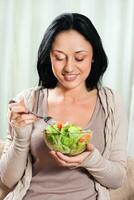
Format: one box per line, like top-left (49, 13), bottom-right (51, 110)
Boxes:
top-left (50, 30), bottom-right (93, 90)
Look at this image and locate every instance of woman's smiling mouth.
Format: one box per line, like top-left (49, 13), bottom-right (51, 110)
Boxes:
top-left (62, 74), bottom-right (79, 81)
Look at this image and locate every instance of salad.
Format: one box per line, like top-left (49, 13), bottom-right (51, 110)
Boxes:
top-left (43, 122), bottom-right (92, 156)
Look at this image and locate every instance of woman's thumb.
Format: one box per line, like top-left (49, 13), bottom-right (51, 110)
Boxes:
top-left (87, 143), bottom-right (94, 151)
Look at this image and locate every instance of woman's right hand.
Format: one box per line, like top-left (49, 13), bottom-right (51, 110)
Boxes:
top-left (8, 97), bottom-right (37, 139)
top-left (8, 98), bottom-right (37, 128)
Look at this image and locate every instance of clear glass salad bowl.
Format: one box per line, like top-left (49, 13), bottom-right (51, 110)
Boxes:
top-left (43, 122), bottom-right (92, 156)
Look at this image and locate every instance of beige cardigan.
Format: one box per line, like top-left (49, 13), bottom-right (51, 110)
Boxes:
top-left (1, 86), bottom-right (128, 200)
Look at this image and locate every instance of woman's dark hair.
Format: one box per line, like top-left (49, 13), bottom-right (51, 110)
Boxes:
top-left (37, 13), bottom-right (108, 90)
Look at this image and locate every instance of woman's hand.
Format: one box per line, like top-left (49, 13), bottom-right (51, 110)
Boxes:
top-left (50, 143), bottom-right (94, 168)
top-left (8, 97), bottom-right (38, 139)
top-left (8, 98), bottom-right (37, 128)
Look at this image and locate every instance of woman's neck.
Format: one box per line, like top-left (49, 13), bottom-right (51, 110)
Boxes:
top-left (49, 85), bottom-right (96, 103)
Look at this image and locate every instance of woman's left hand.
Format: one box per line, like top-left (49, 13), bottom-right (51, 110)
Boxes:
top-left (50, 143), bottom-right (94, 168)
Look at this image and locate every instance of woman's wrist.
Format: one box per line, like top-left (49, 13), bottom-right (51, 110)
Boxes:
top-left (13, 135), bottom-right (31, 152)
top-left (13, 124), bottom-right (33, 140)
top-left (80, 148), bottom-right (101, 168)
top-left (11, 125), bottom-right (32, 152)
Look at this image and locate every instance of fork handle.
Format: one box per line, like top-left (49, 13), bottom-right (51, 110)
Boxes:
top-left (28, 111), bottom-right (44, 119)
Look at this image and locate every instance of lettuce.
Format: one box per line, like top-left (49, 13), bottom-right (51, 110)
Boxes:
top-left (43, 122), bottom-right (91, 156)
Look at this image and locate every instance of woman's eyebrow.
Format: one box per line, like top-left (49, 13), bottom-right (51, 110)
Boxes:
top-left (52, 49), bottom-right (88, 53)
top-left (52, 50), bottom-right (65, 54)
top-left (75, 50), bottom-right (88, 53)
top-left (52, 50), bottom-right (66, 56)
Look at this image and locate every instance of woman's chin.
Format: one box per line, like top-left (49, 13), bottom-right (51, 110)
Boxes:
top-left (59, 81), bottom-right (84, 90)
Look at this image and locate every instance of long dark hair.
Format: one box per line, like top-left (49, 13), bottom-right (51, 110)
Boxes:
top-left (37, 13), bottom-right (108, 90)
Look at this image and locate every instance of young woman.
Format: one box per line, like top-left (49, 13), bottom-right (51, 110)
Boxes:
top-left (0, 13), bottom-right (128, 200)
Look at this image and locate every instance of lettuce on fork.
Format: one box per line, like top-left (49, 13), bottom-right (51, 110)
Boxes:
top-left (43, 122), bottom-right (92, 156)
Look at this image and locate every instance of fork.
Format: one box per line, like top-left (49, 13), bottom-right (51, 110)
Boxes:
top-left (9, 100), bottom-right (55, 125)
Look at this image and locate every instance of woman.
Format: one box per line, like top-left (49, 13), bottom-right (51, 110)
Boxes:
top-left (0, 13), bottom-right (128, 200)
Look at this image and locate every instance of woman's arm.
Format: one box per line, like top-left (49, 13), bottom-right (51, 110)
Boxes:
top-left (80, 93), bottom-right (128, 189)
top-left (0, 127), bottom-right (32, 189)
top-left (80, 148), bottom-right (127, 189)
top-left (0, 89), bottom-right (37, 189)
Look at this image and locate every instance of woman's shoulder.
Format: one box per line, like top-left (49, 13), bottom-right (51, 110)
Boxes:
top-left (13, 86), bottom-right (47, 100)
top-left (98, 86), bottom-right (122, 102)
top-left (98, 86), bottom-right (125, 113)
top-left (12, 86), bottom-right (47, 110)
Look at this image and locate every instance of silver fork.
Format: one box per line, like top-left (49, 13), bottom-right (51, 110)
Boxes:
top-left (9, 100), bottom-right (55, 125)
top-left (28, 112), bottom-right (55, 125)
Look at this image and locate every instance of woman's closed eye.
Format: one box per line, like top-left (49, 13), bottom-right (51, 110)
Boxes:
top-left (75, 57), bottom-right (85, 62)
top-left (55, 57), bottom-right (85, 62)
top-left (54, 55), bottom-right (66, 61)
top-left (56, 56), bottom-right (65, 61)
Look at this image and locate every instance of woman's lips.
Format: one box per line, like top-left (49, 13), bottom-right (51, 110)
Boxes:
top-left (62, 74), bottom-right (78, 81)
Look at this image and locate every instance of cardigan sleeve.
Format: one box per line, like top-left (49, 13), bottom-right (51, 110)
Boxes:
top-left (80, 91), bottom-right (128, 189)
top-left (0, 88), bottom-right (37, 189)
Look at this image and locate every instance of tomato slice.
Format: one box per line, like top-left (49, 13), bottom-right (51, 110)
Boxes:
top-left (57, 122), bottom-right (63, 129)
top-left (79, 133), bottom-right (91, 143)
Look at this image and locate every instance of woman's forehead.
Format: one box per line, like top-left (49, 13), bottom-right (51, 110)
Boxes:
top-left (52, 30), bottom-right (93, 52)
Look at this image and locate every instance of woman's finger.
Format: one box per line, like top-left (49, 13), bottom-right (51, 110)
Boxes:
top-left (51, 151), bottom-right (82, 164)
top-left (86, 143), bottom-right (94, 151)
top-left (8, 102), bottom-right (17, 110)
top-left (55, 151), bottom-right (90, 164)
top-left (14, 114), bottom-right (37, 122)
top-left (10, 119), bottom-right (36, 127)
top-left (11, 114), bottom-right (37, 125)
top-left (10, 112), bottom-right (20, 120)
top-left (9, 109), bottom-right (30, 123)
top-left (10, 105), bottom-right (28, 113)
top-left (50, 151), bottom-right (79, 167)
top-left (9, 97), bottom-right (28, 113)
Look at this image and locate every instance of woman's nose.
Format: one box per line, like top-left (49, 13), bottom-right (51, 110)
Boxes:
top-left (63, 58), bottom-right (74, 73)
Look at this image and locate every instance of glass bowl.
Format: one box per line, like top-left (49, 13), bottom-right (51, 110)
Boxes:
top-left (43, 122), bottom-right (92, 156)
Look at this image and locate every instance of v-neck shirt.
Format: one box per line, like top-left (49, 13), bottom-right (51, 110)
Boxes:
top-left (23, 89), bottom-right (105, 200)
